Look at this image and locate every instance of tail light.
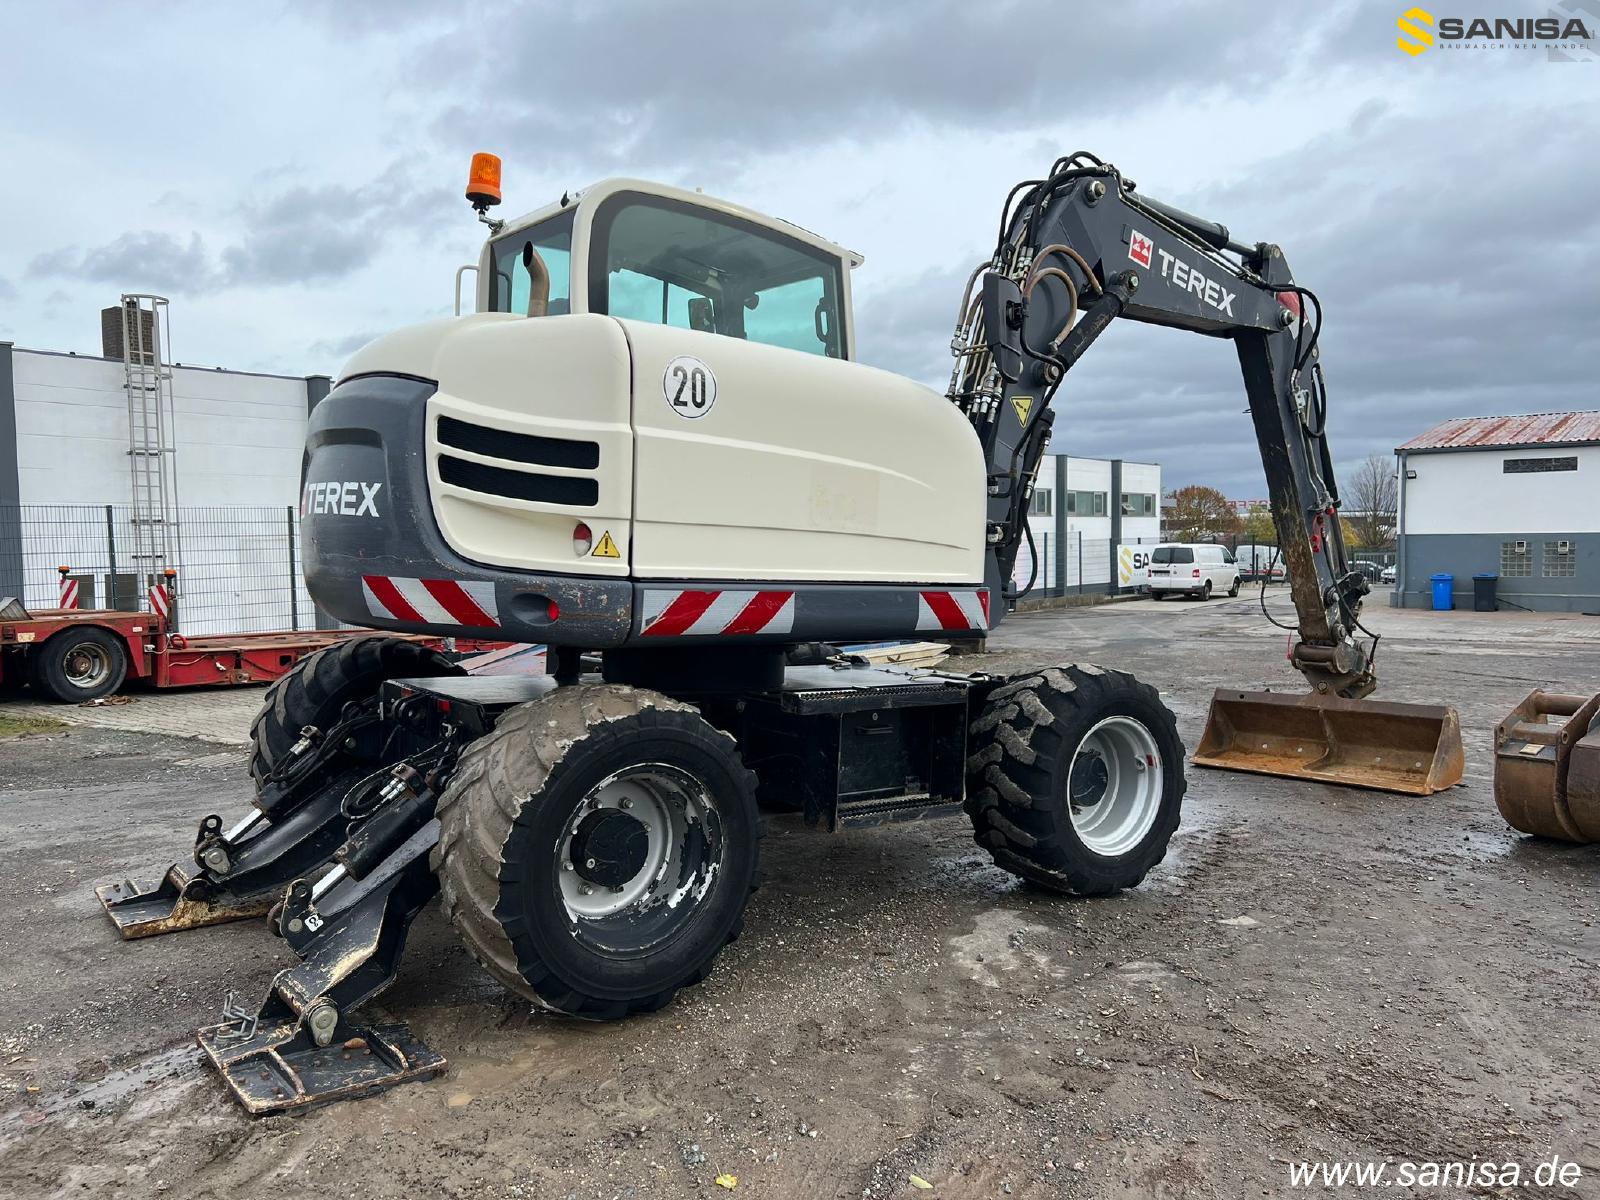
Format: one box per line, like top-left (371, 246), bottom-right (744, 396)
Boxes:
top-left (1192, 568), bottom-right (1202, 578)
top-left (572, 522), bottom-right (593, 557)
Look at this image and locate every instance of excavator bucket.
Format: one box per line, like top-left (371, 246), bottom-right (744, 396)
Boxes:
top-left (1193, 689), bottom-right (1465, 796)
top-left (1493, 690), bottom-right (1600, 843)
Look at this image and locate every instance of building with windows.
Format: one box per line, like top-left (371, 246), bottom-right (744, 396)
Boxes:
top-left (1019, 455), bottom-right (1162, 595)
top-left (1394, 411), bottom-right (1599, 612)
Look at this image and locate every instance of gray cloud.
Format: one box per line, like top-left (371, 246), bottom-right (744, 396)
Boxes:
top-left (28, 231), bottom-right (216, 292)
top-left (421, 0), bottom-right (1372, 176)
top-left (27, 163), bottom-right (453, 295)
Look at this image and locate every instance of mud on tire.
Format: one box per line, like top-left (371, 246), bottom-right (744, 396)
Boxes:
top-left (432, 684), bottom-right (762, 1020)
top-left (248, 635), bottom-right (460, 784)
top-left (964, 664), bottom-right (1185, 895)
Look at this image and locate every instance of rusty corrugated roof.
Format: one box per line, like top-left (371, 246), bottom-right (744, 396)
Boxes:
top-left (1398, 410), bottom-right (1600, 452)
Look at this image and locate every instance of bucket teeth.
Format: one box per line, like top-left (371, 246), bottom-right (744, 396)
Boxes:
top-left (1193, 689), bottom-right (1465, 796)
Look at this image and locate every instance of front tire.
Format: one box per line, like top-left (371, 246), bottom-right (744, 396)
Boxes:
top-left (248, 635), bottom-right (460, 784)
top-left (434, 684), bottom-right (761, 1019)
top-left (964, 665), bottom-right (1184, 895)
top-left (31, 626), bottom-right (128, 702)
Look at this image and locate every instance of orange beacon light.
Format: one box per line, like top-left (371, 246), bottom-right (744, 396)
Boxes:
top-left (466, 153), bottom-right (502, 213)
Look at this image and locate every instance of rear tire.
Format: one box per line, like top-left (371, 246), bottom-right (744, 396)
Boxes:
top-left (433, 684), bottom-right (762, 1019)
top-left (1149, 591), bottom-right (1165, 601)
top-left (1227, 577), bottom-right (1240, 598)
top-left (1198, 581), bottom-right (1213, 601)
top-left (964, 664), bottom-right (1184, 895)
top-left (248, 635), bottom-right (460, 785)
top-left (30, 626), bottom-right (128, 703)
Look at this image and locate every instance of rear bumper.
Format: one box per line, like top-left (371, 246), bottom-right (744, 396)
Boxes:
top-left (303, 374), bottom-right (634, 648)
top-left (1148, 577), bottom-right (1203, 591)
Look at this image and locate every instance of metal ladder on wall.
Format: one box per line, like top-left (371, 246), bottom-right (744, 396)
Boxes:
top-left (119, 294), bottom-right (182, 610)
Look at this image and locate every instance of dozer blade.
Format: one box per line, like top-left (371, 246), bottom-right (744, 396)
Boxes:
top-left (95, 865), bottom-right (276, 939)
top-left (1493, 690), bottom-right (1600, 843)
top-left (1193, 689), bottom-right (1465, 796)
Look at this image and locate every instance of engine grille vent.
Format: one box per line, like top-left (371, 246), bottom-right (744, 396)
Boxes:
top-left (437, 415), bottom-right (599, 470)
top-left (438, 455), bottom-right (598, 507)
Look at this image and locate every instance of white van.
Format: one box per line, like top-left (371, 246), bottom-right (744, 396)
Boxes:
top-left (1147, 544), bottom-right (1240, 601)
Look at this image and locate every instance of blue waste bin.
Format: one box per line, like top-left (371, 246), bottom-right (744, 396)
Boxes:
top-left (1430, 573), bottom-right (1454, 611)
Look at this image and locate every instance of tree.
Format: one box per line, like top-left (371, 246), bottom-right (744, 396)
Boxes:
top-left (1165, 486), bottom-right (1243, 543)
top-left (1343, 453), bottom-right (1398, 550)
top-left (1241, 505), bottom-right (1276, 546)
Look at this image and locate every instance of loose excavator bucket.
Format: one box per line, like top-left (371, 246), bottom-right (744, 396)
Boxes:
top-left (1193, 689), bottom-right (1466, 796)
top-left (1493, 690), bottom-right (1600, 843)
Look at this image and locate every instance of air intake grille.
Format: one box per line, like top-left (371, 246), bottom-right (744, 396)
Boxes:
top-left (438, 455), bottom-right (598, 507)
top-left (437, 416), bottom-right (599, 470)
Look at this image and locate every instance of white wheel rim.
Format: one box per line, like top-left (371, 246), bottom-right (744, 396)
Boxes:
top-left (1067, 716), bottom-right (1164, 857)
top-left (555, 762), bottom-right (720, 926)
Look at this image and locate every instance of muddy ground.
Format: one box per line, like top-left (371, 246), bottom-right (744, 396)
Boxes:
top-left (1, 596), bottom-right (1596, 1199)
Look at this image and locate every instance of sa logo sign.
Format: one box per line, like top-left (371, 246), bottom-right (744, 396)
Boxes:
top-left (1118, 545), bottom-right (1152, 587)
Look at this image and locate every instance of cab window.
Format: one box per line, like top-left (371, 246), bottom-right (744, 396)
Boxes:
top-left (590, 194), bottom-right (846, 358)
top-left (488, 211), bottom-right (575, 316)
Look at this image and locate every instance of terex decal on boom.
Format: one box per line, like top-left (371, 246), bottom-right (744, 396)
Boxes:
top-left (1153, 248), bottom-right (1236, 317)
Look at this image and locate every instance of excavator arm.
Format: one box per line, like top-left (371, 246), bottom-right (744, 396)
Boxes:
top-left (949, 153), bottom-right (1373, 698)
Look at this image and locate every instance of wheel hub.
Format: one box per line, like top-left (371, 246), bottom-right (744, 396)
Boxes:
top-left (1069, 749), bottom-right (1109, 808)
top-left (569, 808), bottom-right (650, 887)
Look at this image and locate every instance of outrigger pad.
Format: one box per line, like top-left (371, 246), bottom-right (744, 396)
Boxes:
top-left (1194, 688), bottom-right (1466, 796)
top-left (95, 865), bottom-right (276, 939)
top-left (197, 1014), bottom-right (445, 1115)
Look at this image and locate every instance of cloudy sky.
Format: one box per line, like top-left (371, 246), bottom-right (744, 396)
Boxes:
top-left (2, 0), bottom-right (1595, 497)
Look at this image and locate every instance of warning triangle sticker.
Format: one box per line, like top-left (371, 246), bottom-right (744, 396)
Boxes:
top-left (592, 531), bottom-right (621, 559)
top-left (1010, 395), bottom-right (1034, 426)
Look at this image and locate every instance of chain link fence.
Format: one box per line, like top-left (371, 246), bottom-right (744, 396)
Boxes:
top-left (0, 505), bottom-right (322, 637)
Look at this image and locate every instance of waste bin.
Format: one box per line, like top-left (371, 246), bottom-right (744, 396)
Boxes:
top-left (1473, 572), bottom-right (1499, 612)
top-left (1430, 573), bottom-right (1454, 611)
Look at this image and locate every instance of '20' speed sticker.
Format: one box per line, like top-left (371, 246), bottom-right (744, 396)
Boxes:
top-left (662, 355), bottom-right (717, 419)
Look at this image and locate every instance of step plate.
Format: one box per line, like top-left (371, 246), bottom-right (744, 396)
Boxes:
top-left (196, 1018), bottom-right (446, 1115)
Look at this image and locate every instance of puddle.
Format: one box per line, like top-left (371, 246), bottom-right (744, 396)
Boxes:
top-left (0, 1044), bottom-right (207, 1151)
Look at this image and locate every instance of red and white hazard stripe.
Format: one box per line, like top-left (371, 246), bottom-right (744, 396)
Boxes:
top-left (361, 575), bottom-right (501, 628)
top-left (915, 589), bottom-right (990, 632)
top-left (640, 589), bottom-right (796, 638)
top-left (148, 583), bottom-right (171, 619)
top-left (58, 577), bottom-right (80, 610)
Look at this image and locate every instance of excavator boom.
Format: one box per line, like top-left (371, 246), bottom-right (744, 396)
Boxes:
top-left (949, 154), bottom-right (1463, 795)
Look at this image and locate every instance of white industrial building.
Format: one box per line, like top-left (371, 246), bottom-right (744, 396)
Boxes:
top-left (1016, 455), bottom-right (1163, 595)
top-left (1395, 411), bottom-right (1599, 613)
top-left (0, 302), bottom-right (328, 632)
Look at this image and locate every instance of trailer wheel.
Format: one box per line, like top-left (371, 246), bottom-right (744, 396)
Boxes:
top-left (433, 684), bottom-right (761, 1020)
top-left (248, 635), bottom-right (460, 784)
top-left (30, 626), bottom-right (128, 702)
top-left (964, 664), bottom-right (1184, 895)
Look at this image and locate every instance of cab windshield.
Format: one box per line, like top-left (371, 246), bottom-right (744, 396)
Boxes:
top-left (589, 194), bottom-right (845, 358)
top-left (488, 211), bottom-right (574, 316)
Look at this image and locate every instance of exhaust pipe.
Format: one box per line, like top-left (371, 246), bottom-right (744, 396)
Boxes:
top-left (1193, 689), bottom-right (1465, 796)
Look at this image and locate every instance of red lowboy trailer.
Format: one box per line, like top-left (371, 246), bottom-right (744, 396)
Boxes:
top-left (0, 600), bottom-right (502, 704)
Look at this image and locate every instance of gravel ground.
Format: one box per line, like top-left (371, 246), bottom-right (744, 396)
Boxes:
top-left (1, 595), bottom-right (1596, 1199)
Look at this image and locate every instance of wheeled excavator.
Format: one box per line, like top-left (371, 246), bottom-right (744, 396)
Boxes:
top-left (96, 151), bottom-right (1463, 1112)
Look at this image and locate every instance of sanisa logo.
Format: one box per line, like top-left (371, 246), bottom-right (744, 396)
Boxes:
top-left (1397, 6), bottom-right (1594, 56)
